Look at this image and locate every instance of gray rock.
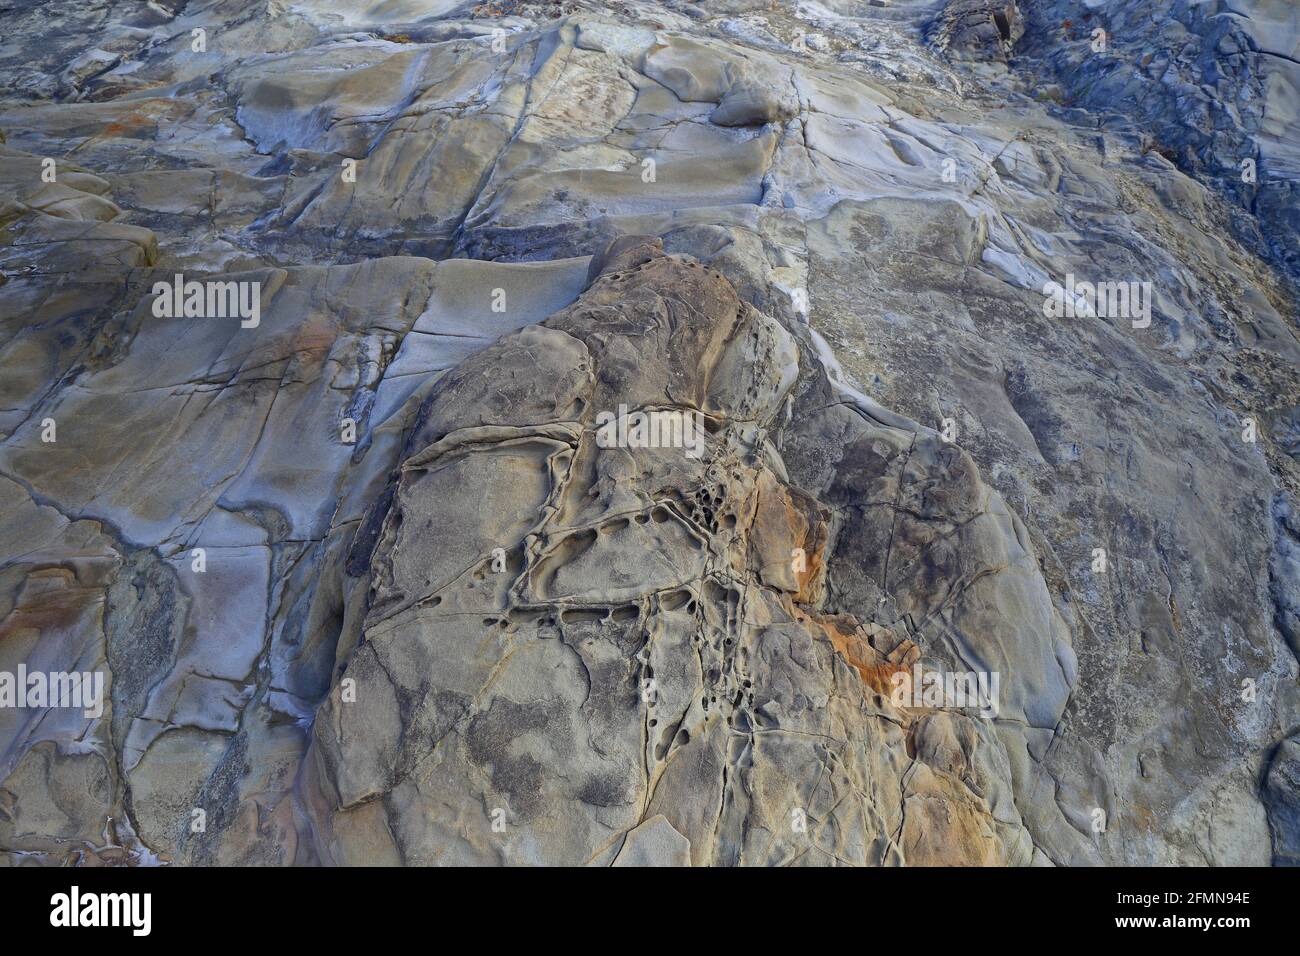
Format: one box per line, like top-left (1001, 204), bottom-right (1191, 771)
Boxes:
top-left (612, 815), bottom-right (692, 866)
top-left (928, 0), bottom-right (1024, 62)
top-left (0, 0), bottom-right (1295, 868)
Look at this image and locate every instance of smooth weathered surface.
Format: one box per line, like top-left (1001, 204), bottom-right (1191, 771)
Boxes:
top-left (0, 0), bottom-right (1296, 866)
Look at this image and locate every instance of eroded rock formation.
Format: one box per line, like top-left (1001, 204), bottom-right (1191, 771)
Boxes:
top-left (303, 241), bottom-right (1076, 865)
top-left (0, 0), bottom-right (1296, 866)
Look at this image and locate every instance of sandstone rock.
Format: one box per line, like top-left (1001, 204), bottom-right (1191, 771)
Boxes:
top-left (611, 815), bottom-right (691, 866)
top-left (0, 0), bottom-right (1295, 868)
top-left (928, 0), bottom-right (1024, 62)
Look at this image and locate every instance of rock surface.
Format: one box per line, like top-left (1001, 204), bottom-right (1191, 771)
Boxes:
top-left (0, 0), bottom-right (1296, 866)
